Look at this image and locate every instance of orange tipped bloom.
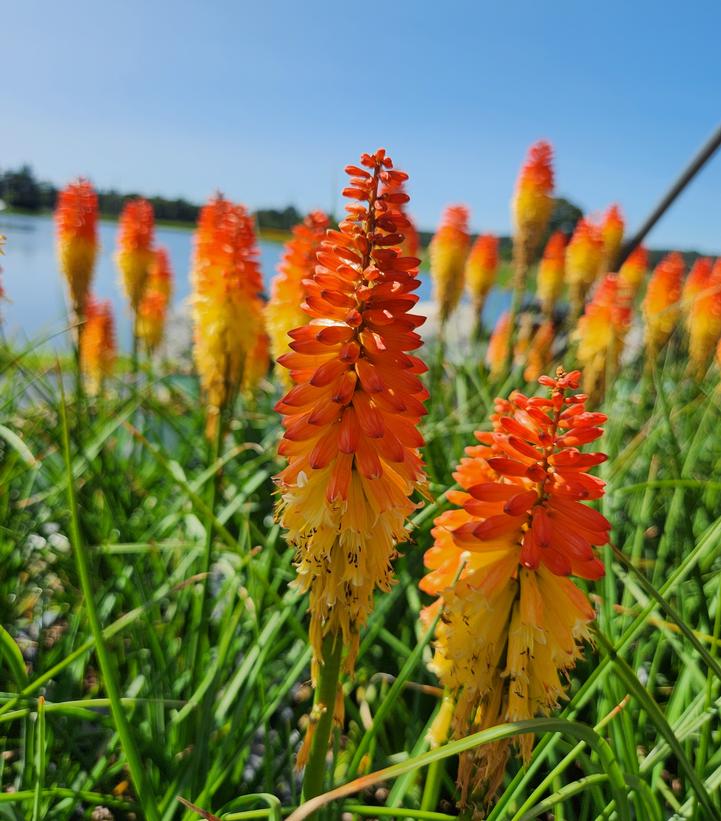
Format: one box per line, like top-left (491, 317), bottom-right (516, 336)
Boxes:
top-left (642, 252), bottom-right (685, 356)
top-left (600, 204), bottom-right (624, 272)
top-left (116, 198), bottom-right (155, 311)
top-left (275, 149), bottom-right (427, 674)
top-left (618, 245), bottom-right (648, 297)
top-left (466, 234), bottom-right (500, 318)
top-left (55, 179), bottom-right (99, 317)
top-left (191, 195), bottom-right (265, 435)
top-left (523, 320), bottom-right (555, 382)
top-left (686, 258), bottom-right (721, 376)
top-left (136, 247), bottom-right (174, 353)
top-left (536, 231), bottom-right (567, 316)
top-left (575, 274), bottom-right (632, 396)
top-left (566, 218), bottom-right (604, 316)
top-left (421, 369), bottom-right (607, 807)
top-left (511, 141), bottom-right (554, 270)
top-left (430, 205), bottom-right (470, 325)
top-left (266, 211), bottom-right (330, 383)
top-left (486, 311), bottom-right (511, 379)
top-left (81, 298), bottom-right (117, 395)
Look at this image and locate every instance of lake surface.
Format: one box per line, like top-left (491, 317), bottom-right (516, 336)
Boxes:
top-left (0, 212), bottom-right (507, 351)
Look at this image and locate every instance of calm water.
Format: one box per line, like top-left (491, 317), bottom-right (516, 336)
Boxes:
top-left (0, 212), bottom-right (506, 351)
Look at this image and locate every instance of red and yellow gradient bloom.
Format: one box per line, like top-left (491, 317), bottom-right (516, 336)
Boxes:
top-left (486, 311), bottom-right (511, 379)
top-left (512, 140), bottom-right (554, 271)
top-left (421, 369), bottom-right (607, 808)
top-left (536, 231), bottom-right (567, 317)
top-left (116, 198), bottom-right (155, 311)
top-left (55, 179), bottom-right (99, 318)
top-left (600, 204), bottom-right (624, 272)
top-left (275, 149), bottom-right (427, 674)
top-left (191, 195), bottom-right (265, 435)
top-left (575, 274), bottom-right (632, 396)
top-left (465, 234), bottom-right (499, 320)
top-left (566, 218), bottom-right (604, 317)
top-left (266, 211), bottom-right (329, 383)
top-left (686, 258), bottom-right (721, 376)
top-left (430, 205), bottom-right (470, 325)
top-left (642, 251), bottom-right (685, 356)
top-left (80, 298), bottom-right (117, 395)
top-left (618, 245), bottom-right (649, 297)
top-left (137, 247), bottom-right (174, 353)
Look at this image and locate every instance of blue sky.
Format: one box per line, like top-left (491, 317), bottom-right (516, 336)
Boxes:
top-left (3, 0), bottom-right (721, 251)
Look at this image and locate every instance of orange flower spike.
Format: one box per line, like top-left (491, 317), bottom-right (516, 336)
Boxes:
top-left (575, 274), bottom-right (631, 397)
top-left (421, 369), bottom-right (606, 808)
top-left (275, 149), bottom-right (428, 674)
top-left (266, 211), bottom-right (329, 382)
top-left (148, 246), bottom-right (173, 301)
top-left (536, 231), bottom-right (567, 317)
top-left (136, 290), bottom-right (167, 353)
top-left (512, 140), bottom-right (554, 271)
top-left (466, 234), bottom-right (500, 317)
top-left (430, 205), bottom-right (471, 325)
top-left (81, 298), bottom-right (117, 395)
top-left (566, 218), bottom-right (604, 318)
top-left (191, 195), bottom-right (265, 434)
top-left (116, 198), bottom-right (155, 311)
top-left (55, 178), bottom-right (99, 317)
top-left (523, 320), bottom-right (555, 382)
top-left (618, 245), bottom-right (649, 297)
top-left (600, 204), bottom-right (624, 272)
top-left (687, 258), bottom-right (721, 376)
top-left (486, 311), bottom-right (511, 379)
top-left (642, 251), bottom-right (685, 356)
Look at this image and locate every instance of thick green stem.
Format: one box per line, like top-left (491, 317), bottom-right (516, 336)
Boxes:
top-left (420, 758), bottom-right (445, 813)
top-left (301, 633), bottom-right (344, 805)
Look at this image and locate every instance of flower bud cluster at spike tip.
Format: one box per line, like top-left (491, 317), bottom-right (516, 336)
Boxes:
top-left (566, 217), bottom-right (604, 314)
top-left (81, 298), bottom-right (117, 395)
top-left (429, 205), bottom-right (470, 324)
top-left (642, 251), bottom-right (685, 356)
top-left (191, 195), bottom-right (265, 436)
top-left (465, 234), bottom-right (500, 311)
top-left (419, 368), bottom-right (607, 808)
top-left (274, 149), bottom-right (428, 675)
top-left (618, 244), bottom-right (648, 296)
top-left (536, 230), bottom-right (567, 316)
top-left (55, 178), bottom-right (99, 317)
top-left (686, 257), bottom-right (721, 376)
top-left (266, 211), bottom-right (330, 385)
top-left (137, 247), bottom-right (173, 353)
top-left (600, 204), bottom-right (624, 272)
top-left (116, 198), bottom-right (155, 311)
top-left (575, 274), bottom-right (631, 397)
top-left (512, 141), bottom-right (554, 270)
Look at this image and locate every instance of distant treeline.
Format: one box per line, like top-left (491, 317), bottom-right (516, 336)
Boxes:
top-left (0, 164), bottom-right (304, 232)
top-left (0, 165), bottom-right (708, 266)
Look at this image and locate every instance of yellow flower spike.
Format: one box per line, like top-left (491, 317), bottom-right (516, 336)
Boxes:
top-left (642, 251), bottom-right (685, 358)
top-left (420, 369), bottom-right (607, 812)
top-left (536, 231), bottom-right (566, 318)
top-left (575, 274), bottom-right (632, 397)
top-left (81, 298), bottom-right (117, 395)
top-left (686, 257), bottom-right (721, 377)
top-left (136, 248), bottom-right (174, 354)
top-left (566, 217), bottom-right (604, 320)
top-left (191, 194), bottom-right (265, 436)
top-left (55, 179), bottom-right (99, 321)
top-left (266, 211), bottom-right (329, 385)
top-left (465, 234), bottom-right (500, 332)
top-left (511, 141), bottom-right (555, 272)
top-left (618, 245), bottom-right (649, 297)
top-left (116, 198), bottom-right (155, 312)
top-left (430, 205), bottom-right (470, 327)
top-left (275, 148), bottom-right (427, 676)
top-left (600, 204), bottom-right (624, 272)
